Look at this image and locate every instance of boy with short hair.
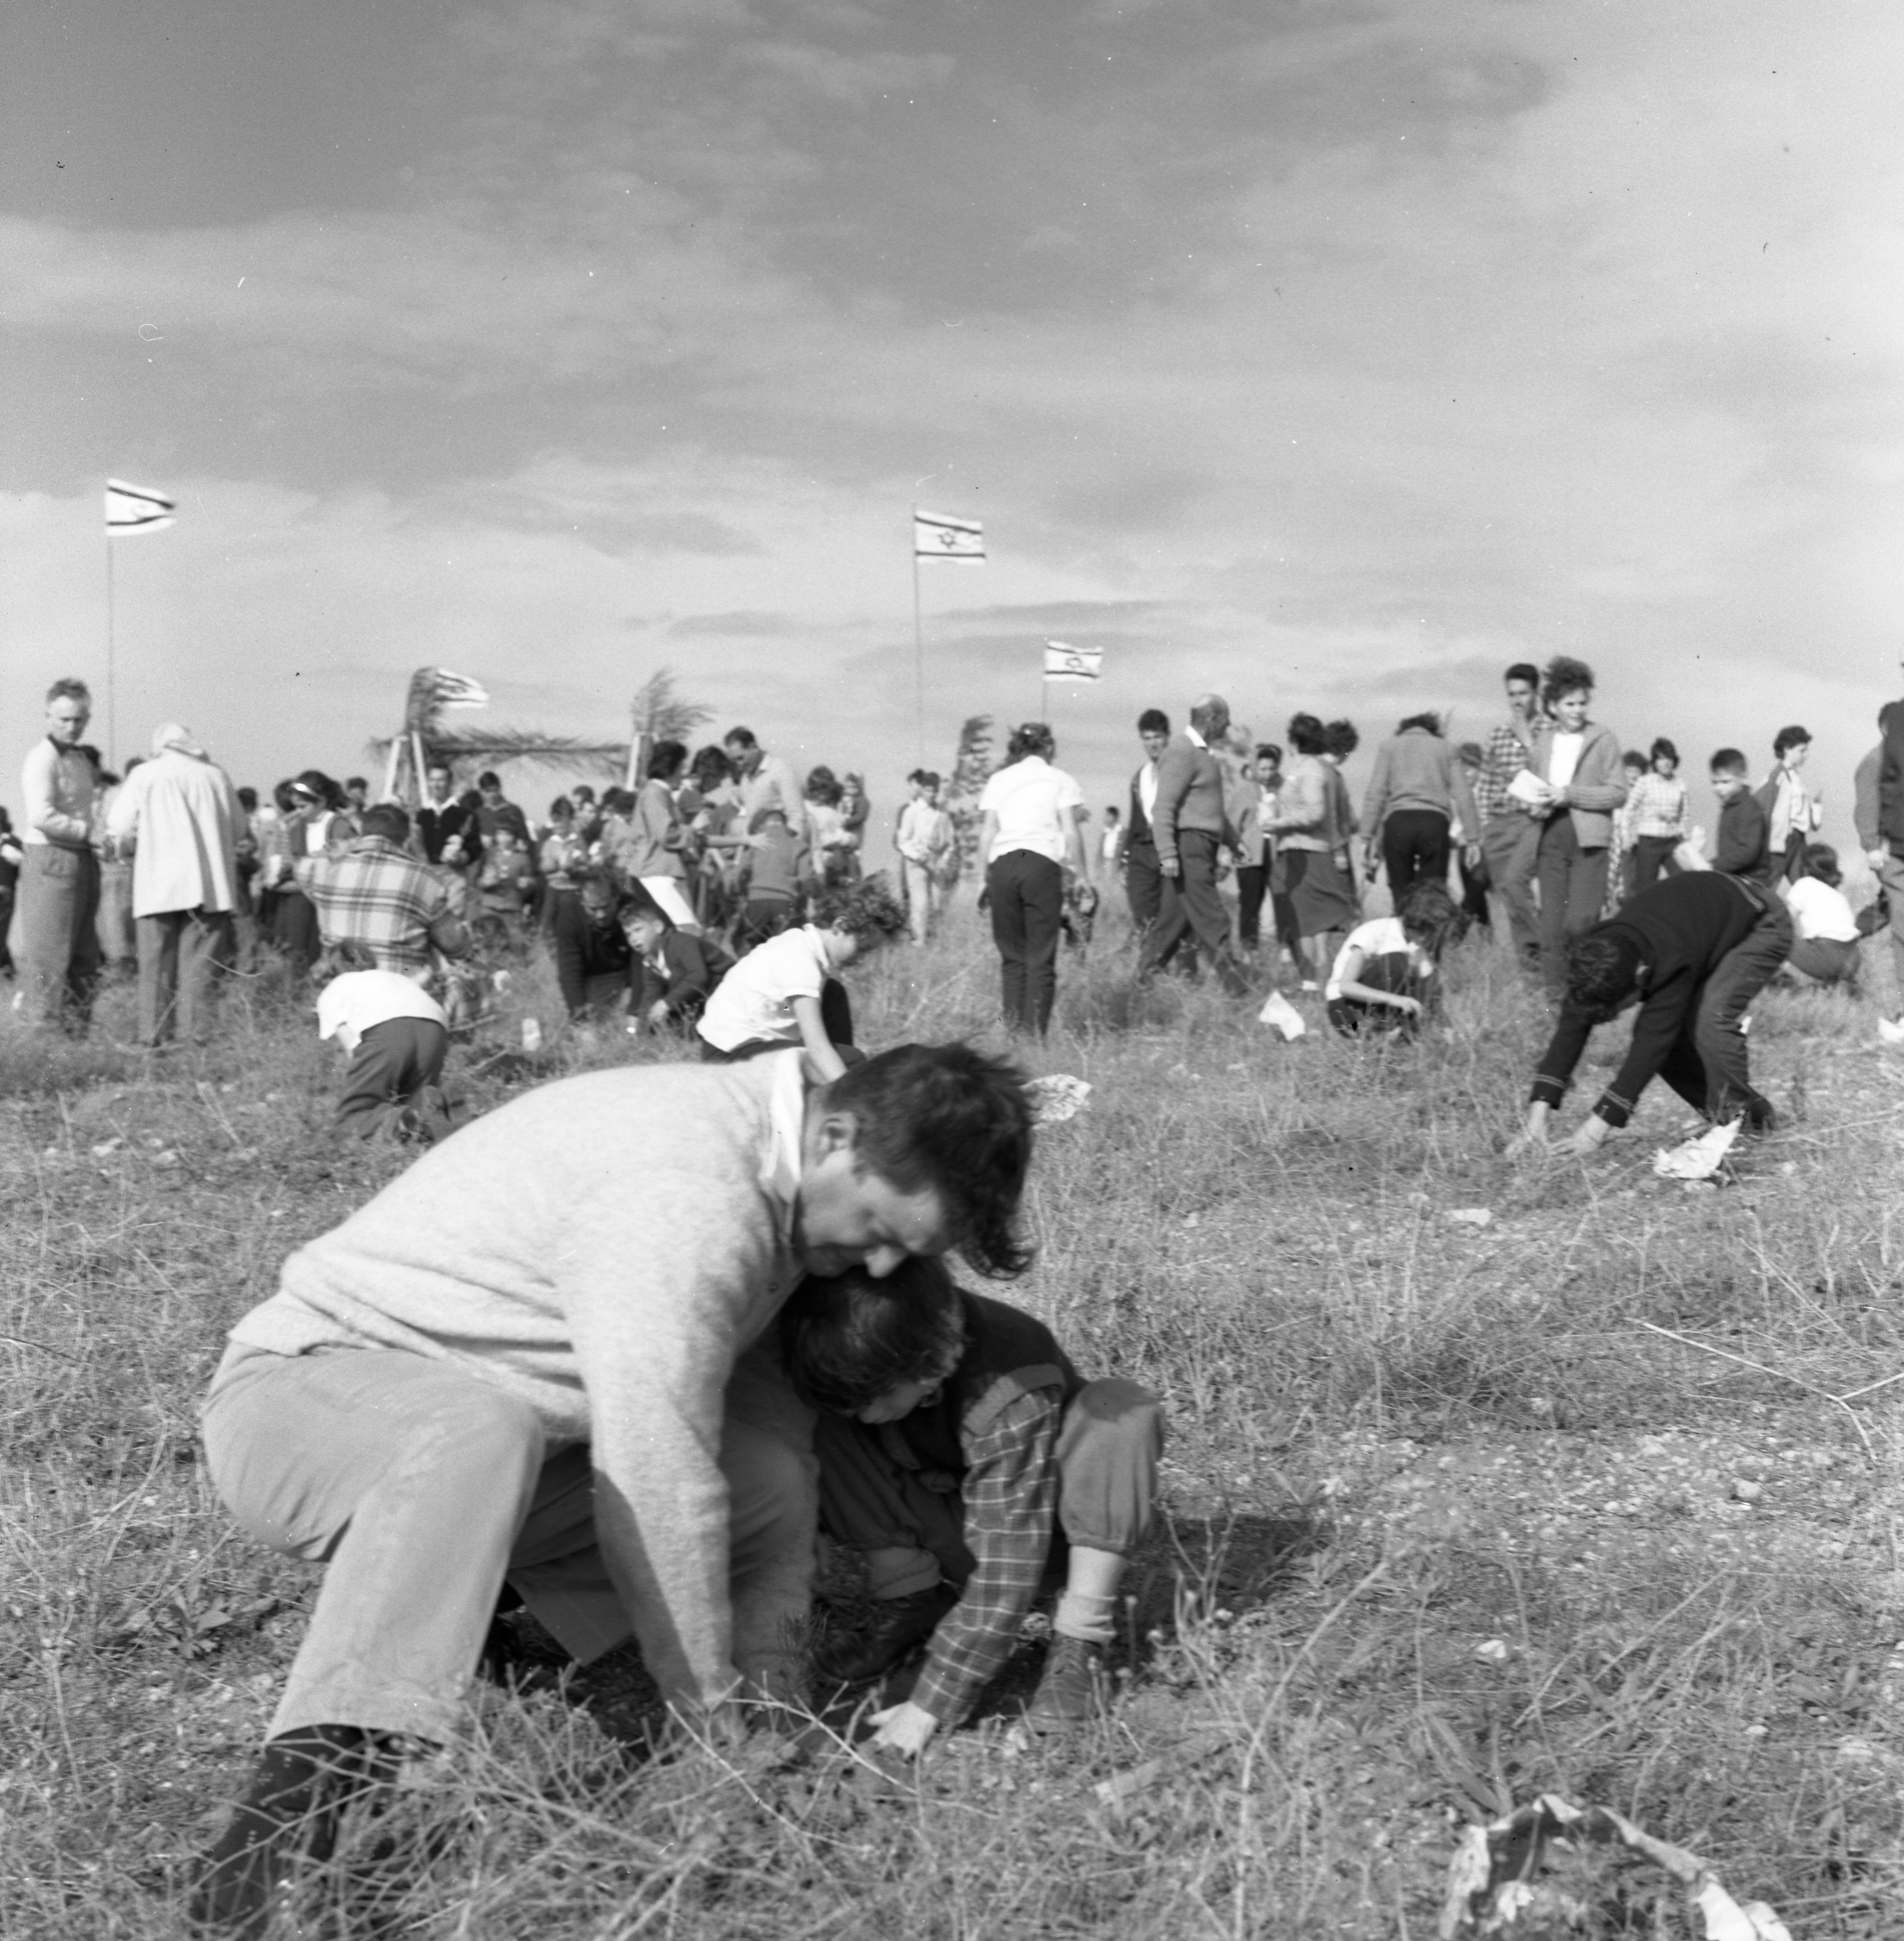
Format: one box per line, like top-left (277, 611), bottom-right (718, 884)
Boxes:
top-left (698, 876), bottom-right (906, 1080)
top-left (783, 1257), bottom-right (1163, 1750)
top-left (1709, 748), bottom-right (1772, 885)
top-left (894, 771), bottom-right (952, 945)
top-left (621, 893), bottom-right (732, 1030)
top-left (735, 804), bottom-right (813, 949)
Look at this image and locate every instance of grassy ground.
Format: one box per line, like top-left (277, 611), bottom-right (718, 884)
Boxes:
top-left (4, 904), bottom-right (1903, 1937)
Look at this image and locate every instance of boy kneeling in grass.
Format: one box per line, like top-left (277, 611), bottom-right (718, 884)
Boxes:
top-left (782, 1257), bottom-right (1164, 1752)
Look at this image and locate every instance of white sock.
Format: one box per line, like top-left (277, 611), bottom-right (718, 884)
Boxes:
top-left (1053, 1590), bottom-right (1117, 1645)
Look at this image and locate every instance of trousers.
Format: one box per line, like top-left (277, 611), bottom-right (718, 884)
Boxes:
top-left (1123, 841), bottom-right (1163, 936)
top-left (900, 858), bottom-right (938, 945)
top-left (334, 1017), bottom-right (451, 1141)
top-left (1647, 893), bottom-right (1792, 1130)
top-left (136, 907), bottom-right (236, 1047)
top-left (814, 1378), bottom-right (1165, 1598)
top-left (987, 849), bottom-right (1065, 1034)
top-left (1479, 816), bottom-right (1539, 965)
top-left (1879, 852), bottom-right (1904, 1007)
top-left (202, 1342), bottom-right (816, 1742)
top-left (1380, 809), bottom-right (1451, 900)
top-left (1536, 816), bottom-right (1610, 998)
top-left (1137, 830), bottom-right (1249, 995)
top-left (16, 845), bottom-right (101, 1031)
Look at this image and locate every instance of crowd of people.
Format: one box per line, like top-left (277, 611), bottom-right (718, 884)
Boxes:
top-left (14, 661), bottom-right (1904, 1932)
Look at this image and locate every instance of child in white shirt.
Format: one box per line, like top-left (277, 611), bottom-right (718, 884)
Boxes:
top-left (1325, 881), bottom-right (1466, 1038)
top-left (1781, 844), bottom-right (1861, 988)
top-left (696, 876), bottom-right (906, 1080)
top-left (317, 965), bottom-right (456, 1142)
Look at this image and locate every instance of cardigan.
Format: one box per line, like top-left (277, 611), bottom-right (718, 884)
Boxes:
top-left (1531, 722), bottom-right (1627, 849)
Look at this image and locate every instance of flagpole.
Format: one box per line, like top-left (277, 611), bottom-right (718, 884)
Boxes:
top-left (104, 539), bottom-right (117, 768)
top-left (912, 512), bottom-right (925, 766)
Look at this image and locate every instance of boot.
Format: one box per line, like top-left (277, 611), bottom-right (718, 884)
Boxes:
top-left (188, 1724), bottom-right (391, 1936)
top-left (1025, 1635), bottom-right (1109, 1729)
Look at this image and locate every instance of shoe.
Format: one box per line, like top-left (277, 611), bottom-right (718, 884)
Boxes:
top-left (1879, 1016), bottom-right (1904, 1047)
top-left (1025, 1635), bottom-right (1109, 1728)
top-left (188, 1725), bottom-right (395, 1936)
top-left (813, 1586), bottom-right (956, 1687)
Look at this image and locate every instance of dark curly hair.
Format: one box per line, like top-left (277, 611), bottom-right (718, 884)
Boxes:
top-left (1287, 712), bottom-right (1328, 757)
top-left (822, 1043), bottom-right (1036, 1278)
top-left (811, 873), bottom-right (907, 945)
top-left (1541, 656), bottom-right (1594, 708)
top-left (1395, 879), bottom-right (1467, 959)
top-left (780, 1259), bottom-right (967, 1415)
top-left (1323, 718), bottom-right (1359, 760)
top-left (1564, 929), bottom-right (1642, 1022)
top-left (1006, 722), bottom-right (1056, 763)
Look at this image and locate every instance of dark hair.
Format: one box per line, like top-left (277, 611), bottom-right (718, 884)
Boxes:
top-left (1007, 722), bottom-right (1055, 764)
top-left (572, 783), bottom-right (596, 802)
top-left (547, 795), bottom-right (573, 820)
top-left (647, 740), bottom-right (688, 783)
top-left (1398, 712), bottom-right (1443, 737)
top-left (1650, 737), bottom-right (1678, 765)
top-left (478, 770), bottom-right (502, 790)
top-left (822, 1043), bottom-right (1035, 1278)
top-left (346, 775), bottom-right (368, 793)
top-left (812, 873), bottom-right (907, 945)
top-left (236, 787), bottom-right (258, 811)
top-left (1565, 929), bottom-right (1643, 1021)
top-left (1396, 879), bottom-right (1467, 958)
top-left (909, 768), bottom-right (941, 790)
top-left (273, 780), bottom-right (298, 814)
top-left (1256, 742), bottom-right (1283, 765)
top-left (1504, 663), bottom-right (1539, 689)
top-left (1541, 657), bottom-right (1594, 708)
top-left (1622, 748), bottom-right (1648, 771)
top-left (1456, 741), bottom-right (1485, 767)
top-left (601, 786), bottom-right (636, 816)
top-left (1137, 709), bottom-right (1170, 736)
top-left (295, 768), bottom-right (343, 810)
top-left (1804, 842), bottom-right (1842, 888)
top-left (1709, 747), bottom-right (1748, 776)
top-left (1287, 712), bottom-right (1327, 756)
top-left (779, 1259), bottom-right (967, 1415)
top-left (724, 725), bottom-right (759, 750)
top-left (426, 757), bottom-right (452, 777)
top-left (47, 677), bottom-right (92, 706)
top-left (804, 764), bottom-right (843, 807)
top-left (361, 803), bottom-right (411, 843)
top-left (1773, 725), bottom-right (1811, 758)
top-left (689, 746), bottom-right (733, 790)
top-left (1323, 718), bottom-right (1359, 760)
top-left (615, 886), bottom-right (669, 928)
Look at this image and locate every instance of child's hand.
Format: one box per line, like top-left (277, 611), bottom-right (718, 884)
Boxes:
top-left (646, 999), bottom-right (670, 1026)
top-left (1391, 994), bottom-right (1422, 1017)
top-left (866, 1700), bottom-right (939, 1758)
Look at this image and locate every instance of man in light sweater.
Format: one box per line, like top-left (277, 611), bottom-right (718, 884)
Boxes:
top-left (190, 1041), bottom-right (1034, 1931)
top-left (1135, 692), bottom-right (1250, 996)
top-left (15, 677), bottom-right (103, 1033)
top-left (105, 722), bottom-right (243, 1048)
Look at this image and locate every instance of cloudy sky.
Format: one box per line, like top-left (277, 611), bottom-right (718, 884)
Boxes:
top-left (3, 0), bottom-right (1901, 849)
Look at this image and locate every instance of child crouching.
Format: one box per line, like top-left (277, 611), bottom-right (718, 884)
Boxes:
top-left (781, 1257), bottom-right (1164, 1753)
top-left (1325, 878), bottom-right (1466, 1038)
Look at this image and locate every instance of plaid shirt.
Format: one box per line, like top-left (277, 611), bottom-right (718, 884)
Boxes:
top-left (1474, 721), bottom-right (1535, 823)
top-left (1625, 770), bottom-right (1688, 841)
top-left (298, 836), bottom-right (468, 977)
top-left (909, 1384), bottom-right (1063, 1726)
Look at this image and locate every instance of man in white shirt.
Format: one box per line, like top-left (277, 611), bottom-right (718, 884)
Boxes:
top-left (894, 769), bottom-right (951, 945)
top-left (723, 726), bottom-right (806, 839)
top-left (15, 677), bottom-right (103, 1033)
top-left (106, 722), bottom-right (243, 1048)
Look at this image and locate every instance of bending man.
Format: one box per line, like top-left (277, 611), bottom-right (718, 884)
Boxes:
top-left (1522, 872), bottom-right (1791, 1158)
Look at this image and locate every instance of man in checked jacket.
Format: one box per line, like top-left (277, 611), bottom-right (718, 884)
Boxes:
top-left (1474, 661), bottom-right (1546, 969)
top-left (299, 803), bottom-right (471, 980)
top-left (786, 1258), bottom-right (1164, 1750)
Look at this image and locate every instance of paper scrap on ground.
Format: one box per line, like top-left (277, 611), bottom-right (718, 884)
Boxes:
top-left (1439, 1793), bottom-right (1791, 1940)
top-left (1024, 1074), bottom-right (1091, 1126)
top-left (1258, 991), bottom-right (1307, 1040)
top-left (1652, 1119), bottom-right (1740, 1181)
top-left (1446, 1208), bottom-right (1493, 1228)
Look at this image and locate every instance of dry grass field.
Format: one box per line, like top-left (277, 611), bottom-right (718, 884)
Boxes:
top-left (4, 901), bottom-right (1903, 1938)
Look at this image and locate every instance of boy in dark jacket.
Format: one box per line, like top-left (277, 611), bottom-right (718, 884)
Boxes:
top-left (621, 895), bottom-right (731, 1028)
top-left (1708, 748), bottom-right (1771, 885)
top-left (1523, 871), bottom-right (1791, 1157)
top-left (783, 1258), bottom-right (1164, 1752)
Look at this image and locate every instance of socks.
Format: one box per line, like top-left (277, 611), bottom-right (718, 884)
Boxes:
top-left (1052, 1591), bottom-right (1117, 1645)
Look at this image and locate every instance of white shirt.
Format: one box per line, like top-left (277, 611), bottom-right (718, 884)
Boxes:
top-left (1785, 875), bottom-right (1859, 943)
top-left (697, 924), bottom-right (832, 1052)
top-left (317, 970), bottom-right (448, 1055)
top-left (979, 755), bottom-right (1084, 865)
top-left (20, 737), bottom-right (95, 848)
top-left (1099, 825), bottom-right (1121, 863)
top-left (1137, 761), bottom-right (1160, 823)
top-left (1546, 731), bottom-right (1584, 793)
top-left (1325, 917), bottom-right (1433, 1000)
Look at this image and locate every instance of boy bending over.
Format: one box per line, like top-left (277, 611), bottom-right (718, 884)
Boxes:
top-left (782, 1258), bottom-right (1164, 1752)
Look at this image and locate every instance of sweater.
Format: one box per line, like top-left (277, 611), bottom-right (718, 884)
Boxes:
top-left (1879, 701), bottom-right (1904, 849)
top-left (1149, 732), bottom-right (1230, 865)
top-left (1714, 792), bottom-right (1772, 885)
top-left (1531, 873), bottom-right (1771, 1127)
top-left (1531, 721), bottom-right (1628, 849)
top-left (1854, 743), bottom-right (1883, 853)
top-left (550, 898), bottom-right (635, 1015)
top-left (226, 1051), bottom-right (812, 1711)
top-left (625, 780), bottom-right (686, 880)
top-left (1360, 727), bottom-right (1481, 840)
